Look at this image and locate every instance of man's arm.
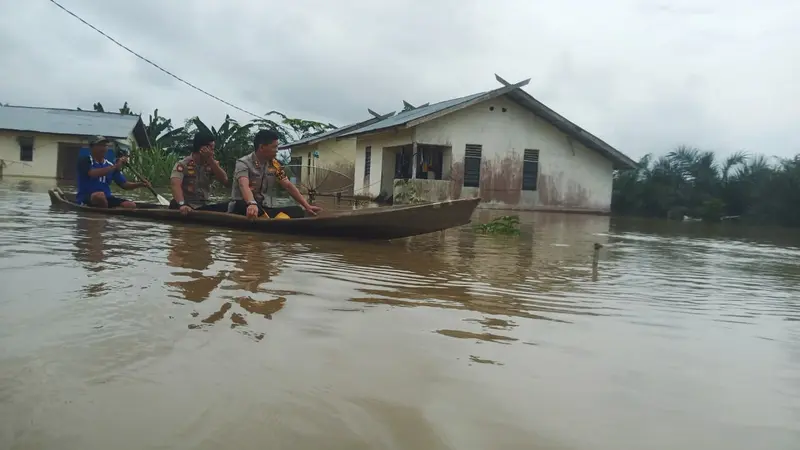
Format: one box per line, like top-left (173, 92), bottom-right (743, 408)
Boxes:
top-left (234, 161), bottom-right (255, 203)
top-left (170, 162), bottom-right (185, 202)
top-left (209, 159), bottom-right (229, 186)
top-left (114, 170), bottom-right (143, 190)
top-left (277, 171), bottom-right (313, 210)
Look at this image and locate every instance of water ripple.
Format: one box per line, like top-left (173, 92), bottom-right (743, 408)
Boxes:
top-left (2, 180), bottom-right (800, 450)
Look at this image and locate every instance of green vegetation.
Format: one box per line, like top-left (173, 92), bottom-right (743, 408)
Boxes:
top-left (392, 179), bottom-right (423, 204)
top-left (81, 101), bottom-right (336, 186)
top-left (612, 146), bottom-right (800, 227)
top-left (124, 145), bottom-right (179, 184)
top-left (475, 215), bottom-right (521, 235)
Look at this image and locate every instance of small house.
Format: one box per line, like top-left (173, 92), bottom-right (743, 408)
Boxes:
top-left (0, 105), bottom-right (150, 179)
top-left (340, 75), bottom-right (637, 213)
top-left (280, 109), bottom-right (394, 190)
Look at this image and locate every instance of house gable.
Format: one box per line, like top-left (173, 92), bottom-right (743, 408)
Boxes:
top-left (409, 95), bottom-right (616, 211)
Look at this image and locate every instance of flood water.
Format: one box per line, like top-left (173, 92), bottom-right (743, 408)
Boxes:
top-left (1, 177), bottom-right (799, 450)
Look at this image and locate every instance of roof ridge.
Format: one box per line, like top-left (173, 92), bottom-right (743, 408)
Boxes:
top-left (1, 104), bottom-right (140, 117)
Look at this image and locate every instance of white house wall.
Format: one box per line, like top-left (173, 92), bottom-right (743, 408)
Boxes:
top-left (294, 137), bottom-right (357, 174)
top-left (0, 131), bottom-right (135, 178)
top-left (353, 129), bottom-right (413, 197)
top-left (0, 131), bottom-right (84, 178)
top-left (414, 95), bottom-right (614, 212)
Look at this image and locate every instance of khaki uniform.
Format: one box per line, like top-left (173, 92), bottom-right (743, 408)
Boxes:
top-left (170, 155), bottom-right (220, 208)
top-left (230, 152), bottom-right (297, 208)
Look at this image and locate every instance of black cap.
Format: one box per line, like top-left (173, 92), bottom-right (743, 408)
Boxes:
top-left (192, 132), bottom-right (215, 152)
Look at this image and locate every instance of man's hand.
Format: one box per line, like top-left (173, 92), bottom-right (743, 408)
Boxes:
top-left (200, 146), bottom-right (214, 162)
top-left (304, 205), bottom-right (323, 216)
top-left (246, 204), bottom-right (259, 219)
top-left (115, 156), bottom-right (129, 168)
top-left (179, 205), bottom-right (192, 215)
top-left (139, 179), bottom-right (152, 189)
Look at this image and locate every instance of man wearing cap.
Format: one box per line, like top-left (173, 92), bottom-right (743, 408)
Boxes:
top-left (169, 132), bottom-right (229, 215)
top-left (230, 129), bottom-right (322, 219)
top-left (75, 136), bottom-right (152, 208)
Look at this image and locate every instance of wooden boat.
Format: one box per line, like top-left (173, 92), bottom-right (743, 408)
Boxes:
top-left (48, 189), bottom-right (481, 240)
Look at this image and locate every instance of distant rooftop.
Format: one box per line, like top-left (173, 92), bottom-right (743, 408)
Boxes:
top-left (0, 105), bottom-right (150, 147)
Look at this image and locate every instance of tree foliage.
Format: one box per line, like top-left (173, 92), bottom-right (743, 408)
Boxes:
top-left (79, 101), bottom-right (337, 185)
top-left (612, 145), bottom-right (800, 227)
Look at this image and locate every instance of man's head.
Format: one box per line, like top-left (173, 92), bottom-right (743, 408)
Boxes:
top-left (192, 131), bottom-right (215, 155)
top-left (253, 129), bottom-right (280, 160)
top-left (88, 136), bottom-right (110, 158)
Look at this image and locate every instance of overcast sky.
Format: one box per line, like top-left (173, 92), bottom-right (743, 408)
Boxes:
top-left (1, 0), bottom-right (797, 159)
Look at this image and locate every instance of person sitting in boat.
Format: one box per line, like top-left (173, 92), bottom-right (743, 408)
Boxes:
top-left (76, 136), bottom-right (152, 208)
top-left (169, 131), bottom-right (230, 215)
top-left (229, 129), bottom-right (322, 219)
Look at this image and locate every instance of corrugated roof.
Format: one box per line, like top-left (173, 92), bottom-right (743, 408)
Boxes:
top-left (333, 78), bottom-right (636, 170)
top-left (0, 105), bottom-right (150, 147)
top-left (279, 112), bottom-right (396, 149)
top-left (337, 92), bottom-right (486, 138)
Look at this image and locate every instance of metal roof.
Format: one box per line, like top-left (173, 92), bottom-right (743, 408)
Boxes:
top-left (279, 112), bottom-right (396, 149)
top-left (337, 92), bottom-right (486, 139)
top-left (333, 76), bottom-right (636, 170)
top-left (0, 105), bottom-right (150, 147)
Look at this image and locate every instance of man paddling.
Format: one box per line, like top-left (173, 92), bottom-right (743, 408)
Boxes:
top-left (169, 131), bottom-right (230, 215)
top-left (230, 129), bottom-right (322, 219)
top-left (76, 136), bottom-right (152, 208)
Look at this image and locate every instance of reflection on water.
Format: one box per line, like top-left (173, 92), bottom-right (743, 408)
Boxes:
top-left (1, 178), bottom-right (800, 450)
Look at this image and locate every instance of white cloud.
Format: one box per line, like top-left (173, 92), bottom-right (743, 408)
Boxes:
top-left (1, 0), bottom-right (798, 159)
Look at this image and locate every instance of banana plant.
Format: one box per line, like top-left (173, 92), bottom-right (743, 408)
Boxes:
top-left (190, 115), bottom-right (255, 175)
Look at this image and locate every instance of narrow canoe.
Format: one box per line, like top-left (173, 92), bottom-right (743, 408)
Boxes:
top-left (47, 189), bottom-right (481, 240)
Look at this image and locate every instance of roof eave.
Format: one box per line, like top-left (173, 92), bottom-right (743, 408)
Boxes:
top-left (336, 79), bottom-right (533, 140)
top-left (335, 126), bottom-right (406, 141)
top-left (132, 116), bottom-right (151, 148)
top-left (280, 111), bottom-right (397, 149)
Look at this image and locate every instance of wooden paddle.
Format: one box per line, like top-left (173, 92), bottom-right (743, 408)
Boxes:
top-left (112, 142), bottom-right (170, 206)
top-left (124, 164), bottom-right (170, 206)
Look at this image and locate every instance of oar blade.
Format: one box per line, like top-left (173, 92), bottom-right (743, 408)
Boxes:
top-left (156, 194), bottom-right (170, 206)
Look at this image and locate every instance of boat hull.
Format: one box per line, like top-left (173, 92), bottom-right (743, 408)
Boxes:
top-left (47, 190), bottom-right (480, 240)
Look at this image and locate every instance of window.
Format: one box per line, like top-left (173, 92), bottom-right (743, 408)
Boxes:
top-left (307, 152), bottom-right (311, 177)
top-left (463, 144), bottom-right (482, 187)
top-left (364, 146), bottom-right (371, 178)
top-left (290, 156), bottom-right (302, 183)
top-left (18, 136), bottom-right (34, 162)
top-left (522, 149), bottom-right (539, 191)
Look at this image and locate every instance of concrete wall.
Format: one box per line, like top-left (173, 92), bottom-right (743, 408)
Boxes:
top-left (292, 137), bottom-right (358, 195)
top-left (293, 137), bottom-right (357, 174)
top-left (0, 131), bottom-right (85, 178)
top-left (353, 128), bottom-right (414, 197)
top-left (414, 95), bottom-right (614, 212)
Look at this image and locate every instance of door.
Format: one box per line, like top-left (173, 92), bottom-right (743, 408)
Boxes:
top-left (56, 143), bottom-right (83, 180)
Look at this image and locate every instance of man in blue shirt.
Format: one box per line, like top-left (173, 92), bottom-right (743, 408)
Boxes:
top-left (75, 136), bottom-right (151, 208)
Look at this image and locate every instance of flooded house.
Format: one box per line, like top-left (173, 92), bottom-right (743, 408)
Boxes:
top-left (0, 105), bottom-right (150, 179)
top-left (280, 109), bottom-right (394, 191)
top-left (308, 75), bottom-right (637, 213)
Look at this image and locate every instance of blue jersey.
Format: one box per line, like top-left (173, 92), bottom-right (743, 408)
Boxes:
top-left (76, 155), bottom-right (128, 204)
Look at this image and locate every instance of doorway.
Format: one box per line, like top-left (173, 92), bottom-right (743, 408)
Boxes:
top-left (56, 143), bottom-right (83, 180)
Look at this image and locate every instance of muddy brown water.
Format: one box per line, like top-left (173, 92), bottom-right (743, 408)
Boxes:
top-left (1, 178), bottom-right (799, 450)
